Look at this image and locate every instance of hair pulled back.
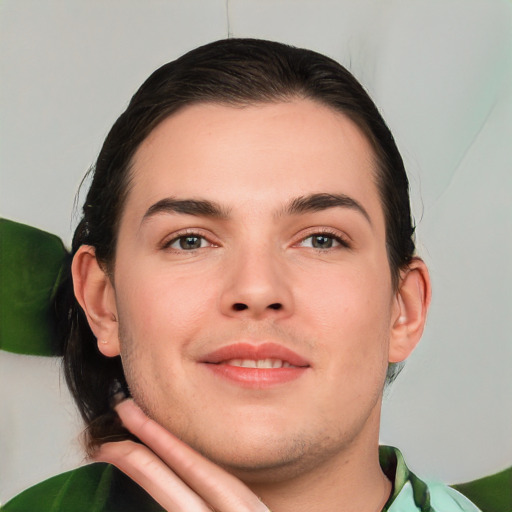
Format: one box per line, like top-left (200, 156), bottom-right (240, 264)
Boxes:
top-left (55, 38), bottom-right (415, 455)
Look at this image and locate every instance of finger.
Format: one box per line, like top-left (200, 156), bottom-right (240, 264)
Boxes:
top-left (115, 399), bottom-right (270, 512)
top-left (94, 440), bottom-right (213, 512)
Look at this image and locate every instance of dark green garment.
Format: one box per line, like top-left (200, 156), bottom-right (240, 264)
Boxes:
top-left (1, 446), bottom-right (482, 511)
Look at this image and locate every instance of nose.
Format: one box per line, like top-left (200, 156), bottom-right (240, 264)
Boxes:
top-left (219, 244), bottom-right (294, 320)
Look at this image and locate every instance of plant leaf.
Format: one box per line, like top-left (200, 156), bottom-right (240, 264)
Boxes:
top-left (1, 463), bottom-right (164, 511)
top-left (0, 218), bottom-right (68, 356)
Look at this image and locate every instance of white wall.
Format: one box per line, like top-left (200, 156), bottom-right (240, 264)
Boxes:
top-left (1, 0), bottom-right (511, 503)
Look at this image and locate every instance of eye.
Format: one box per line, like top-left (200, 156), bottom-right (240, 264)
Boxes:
top-left (298, 232), bottom-right (349, 250)
top-left (166, 234), bottom-right (210, 251)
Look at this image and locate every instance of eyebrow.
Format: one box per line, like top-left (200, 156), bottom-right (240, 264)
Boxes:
top-left (142, 197), bottom-right (230, 224)
top-left (281, 193), bottom-right (372, 225)
top-left (141, 192), bottom-right (371, 226)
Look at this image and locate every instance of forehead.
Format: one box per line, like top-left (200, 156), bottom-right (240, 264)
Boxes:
top-left (123, 99), bottom-right (383, 227)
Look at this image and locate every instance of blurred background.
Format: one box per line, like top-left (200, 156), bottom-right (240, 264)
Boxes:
top-left (1, 0), bottom-right (511, 504)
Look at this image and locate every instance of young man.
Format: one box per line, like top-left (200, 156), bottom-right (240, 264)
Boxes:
top-left (2, 39), bottom-right (481, 511)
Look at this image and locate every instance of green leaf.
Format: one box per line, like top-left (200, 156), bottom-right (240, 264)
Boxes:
top-left (1, 464), bottom-right (112, 511)
top-left (1, 463), bottom-right (164, 511)
top-left (453, 466), bottom-right (512, 512)
top-left (0, 218), bottom-right (68, 356)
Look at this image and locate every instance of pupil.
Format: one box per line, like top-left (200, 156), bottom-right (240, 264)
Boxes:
top-left (180, 236), bottom-right (201, 250)
top-left (313, 235), bottom-right (332, 249)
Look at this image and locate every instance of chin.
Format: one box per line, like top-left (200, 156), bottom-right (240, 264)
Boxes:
top-left (215, 450), bottom-right (312, 484)
top-left (191, 427), bottom-right (346, 485)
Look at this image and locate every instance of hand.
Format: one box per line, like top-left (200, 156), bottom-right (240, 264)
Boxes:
top-left (92, 399), bottom-right (271, 512)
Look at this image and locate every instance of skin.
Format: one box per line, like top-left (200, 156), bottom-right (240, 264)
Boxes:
top-left (73, 99), bottom-right (430, 511)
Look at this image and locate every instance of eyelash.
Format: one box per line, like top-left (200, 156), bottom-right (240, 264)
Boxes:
top-left (161, 228), bottom-right (351, 253)
top-left (295, 229), bottom-right (351, 251)
top-left (161, 230), bottom-right (217, 252)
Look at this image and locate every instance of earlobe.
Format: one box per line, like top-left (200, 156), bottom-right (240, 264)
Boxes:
top-left (71, 246), bottom-right (121, 358)
top-left (388, 258), bottom-right (431, 363)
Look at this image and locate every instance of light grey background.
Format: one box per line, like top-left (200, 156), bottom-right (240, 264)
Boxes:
top-left (1, 0), bottom-right (511, 504)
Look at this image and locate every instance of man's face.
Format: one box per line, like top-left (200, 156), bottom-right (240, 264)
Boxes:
top-left (109, 100), bottom-right (399, 479)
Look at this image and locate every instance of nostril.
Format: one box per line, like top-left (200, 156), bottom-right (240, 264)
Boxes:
top-left (231, 302), bottom-right (282, 312)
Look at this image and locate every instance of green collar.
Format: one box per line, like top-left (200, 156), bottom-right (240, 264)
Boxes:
top-left (380, 445), bottom-right (434, 512)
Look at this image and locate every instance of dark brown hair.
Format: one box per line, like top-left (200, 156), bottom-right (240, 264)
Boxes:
top-left (54, 38), bottom-right (415, 455)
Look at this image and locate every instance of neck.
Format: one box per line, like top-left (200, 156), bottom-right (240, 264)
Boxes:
top-left (243, 421), bottom-right (392, 512)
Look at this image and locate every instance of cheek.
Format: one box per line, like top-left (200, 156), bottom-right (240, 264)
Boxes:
top-left (114, 268), bottom-right (218, 416)
top-left (295, 260), bottom-right (392, 368)
top-left (113, 265), bottom-right (220, 408)
top-left (115, 265), bottom-right (218, 348)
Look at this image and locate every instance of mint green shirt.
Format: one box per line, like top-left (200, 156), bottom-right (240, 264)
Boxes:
top-left (1, 446), bottom-right (481, 511)
top-left (379, 447), bottom-right (481, 511)
top-left (389, 481), bottom-right (481, 512)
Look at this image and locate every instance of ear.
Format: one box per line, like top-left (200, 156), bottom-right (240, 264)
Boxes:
top-left (71, 245), bottom-right (120, 358)
top-left (389, 257), bottom-right (431, 363)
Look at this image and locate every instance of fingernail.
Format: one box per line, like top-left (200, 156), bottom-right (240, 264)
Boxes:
top-left (109, 379), bottom-right (128, 408)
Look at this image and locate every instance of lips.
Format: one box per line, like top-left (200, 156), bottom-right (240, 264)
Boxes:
top-left (202, 342), bottom-right (310, 367)
top-left (200, 342), bottom-right (310, 388)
